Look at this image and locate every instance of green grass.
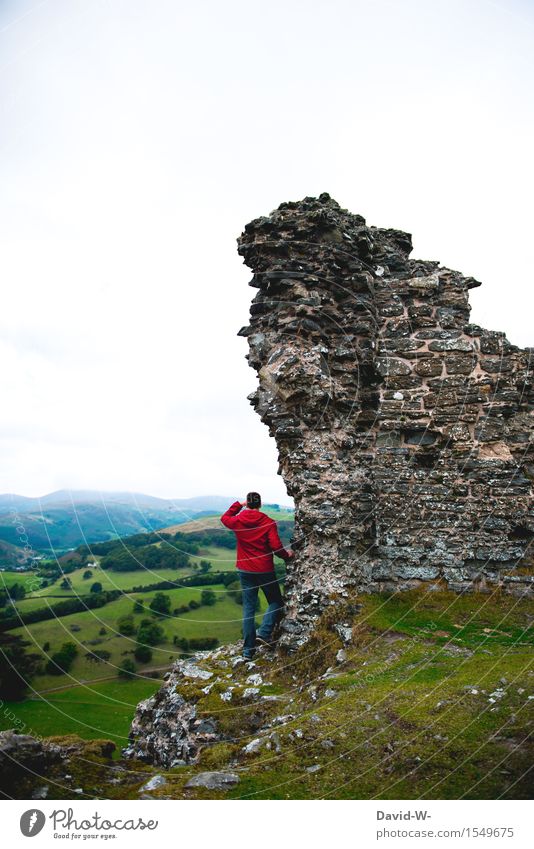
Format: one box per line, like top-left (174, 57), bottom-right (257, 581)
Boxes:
top-left (195, 545), bottom-right (285, 569)
top-left (0, 677), bottom-right (161, 745)
top-left (2, 587), bottom-right (532, 800)
top-left (360, 588), bottom-right (534, 648)
top-left (0, 569), bottom-right (42, 592)
top-left (25, 563), bottom-right (197, 598)
top-left (195, 545), bottom-right (237, 567)
top-left (10, 585), bottom-right (266, 692)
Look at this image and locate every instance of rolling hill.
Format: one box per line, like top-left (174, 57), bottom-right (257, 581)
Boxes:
top-left (0, 490), bottom-right (246, 556)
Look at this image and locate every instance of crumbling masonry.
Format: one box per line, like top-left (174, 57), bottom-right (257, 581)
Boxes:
top-left (236, 194), bottom-right (534, 643)
top-left (123, 195), bottom-right (534, 767)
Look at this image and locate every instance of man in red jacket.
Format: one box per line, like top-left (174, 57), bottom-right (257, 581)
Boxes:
top-left (221, 492), bottom-right (293, 658)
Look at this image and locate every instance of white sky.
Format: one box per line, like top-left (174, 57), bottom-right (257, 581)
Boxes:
top-left (0, 0), bottom-right (533, 504)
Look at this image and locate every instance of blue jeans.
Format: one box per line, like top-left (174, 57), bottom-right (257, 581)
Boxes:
top-left (238, 570), bottom-right (284, 656)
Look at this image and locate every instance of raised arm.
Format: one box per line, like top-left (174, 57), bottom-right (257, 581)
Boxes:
top-left (267, 521), bottom-right (292, 562)
top-left (220, 500), bottom-right (244, 529)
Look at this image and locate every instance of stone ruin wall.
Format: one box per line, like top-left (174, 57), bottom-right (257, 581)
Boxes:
top-left (237, 194), bottom-right (534, 643)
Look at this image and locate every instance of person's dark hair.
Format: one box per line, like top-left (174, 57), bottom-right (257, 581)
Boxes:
top-left (246, 491), bottom-right (261, 509)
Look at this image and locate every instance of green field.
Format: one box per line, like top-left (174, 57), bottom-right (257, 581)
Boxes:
top-left (0, 569), bottom-right (42, 591)
top-left (1, 584), bottom-right (267, 743)
top-left (0, 521), bottom-right (289, 751)
top-left (0, 678), bottom-right (162, 745)
top-left (10, 579), bottom-right (265, 679)
top-left (24, 563), bottom-right (198, 597)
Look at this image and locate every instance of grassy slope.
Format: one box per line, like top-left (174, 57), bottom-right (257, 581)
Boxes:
top-left (10, 586), bottom-right (262, 685)
top-left (3, 589), bottom-right (533, 799)
top-left (0, 588), bottom-right (266, 742)
top-left (161, 506), bottom-right (294, 535)
top-left (0, 570), bottom-right (42, 591)
top-left (221, 590), bottom-right (534, 800)
top-left (0, 678), bottom-right (162, 745)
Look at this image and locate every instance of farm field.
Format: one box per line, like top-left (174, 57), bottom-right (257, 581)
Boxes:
top-left (10, 585), bottom-right (265, 689)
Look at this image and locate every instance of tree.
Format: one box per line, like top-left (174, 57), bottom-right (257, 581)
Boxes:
top-left (82, 569), bottom-right (93, 580)
top-left (85, 649), bottom-right (111, 664)
top-left (60, 577), bottom-right (72, 590)
top-left (188, 599), bottom-right (200, 610)
top-left (118, 658), bottom-right (136, 679)
top-left (134, 644), bottom-right (153, 663)
top-left (133, 599), bottom-right (144, 614)
top-left (149, 592), bottom-right (171, 617)
top-left (90, 582), bottom-right (103, 594)
top-left (200, 560), bottom-right (212, 574)
top-left (117, 615), bottom-right (136, 636)
top-left (137, 619), bottom-right (165, 646)
top-left (0, 632), bottom-right (43, 700)
top-left (201, 589), bottom-right (216, 607)
top-left (7, 583), bottom-right (25, 601)
top-left (46, 641), bottom-right (78, 676)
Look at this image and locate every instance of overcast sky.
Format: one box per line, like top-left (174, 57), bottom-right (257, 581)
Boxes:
top-left (1, 0), bottom-right (533, 505)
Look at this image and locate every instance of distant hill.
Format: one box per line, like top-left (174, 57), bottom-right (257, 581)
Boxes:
top-left (0, 490), bottom-right (241, 514)
top-left (0, 490), bottom-right (247, 555)
top-left (0, 539), bottom-right (31, 569)
top-left (160, 504), bottom-right (295, 535)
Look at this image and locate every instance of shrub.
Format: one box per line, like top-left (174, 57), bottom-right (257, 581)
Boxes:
top-left (134, 644), bottom-right (153, 663)
top-left (173, 636), bottom-right (218, 651)
top-left (149, 592), bottom-right (171, 616)
top-left (0, 632), bottom-right (43, 699)
top-left (118, 659), bottom-right (136, 679)
top-left (85, 649), bottom-right (111, 664)
top-left (201, 589), bottom-right (216, 606)
top-left (137, 619), bottom-right (165, 646)
top-left (117, 615), bottom-right (136, 636)
top-left (46, 641), bottom-right (78, 676)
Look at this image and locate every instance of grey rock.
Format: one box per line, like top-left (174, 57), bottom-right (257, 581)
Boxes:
top-left (31, 785), bottom-right (49, 799)
top-left (182, 664), bottom-right (213, 681)
top-left (185, 772), bottom-right (240, 790)
top-left (243, 687), bottom-right (260, 699)
top-left (139, 774), bottom-right (167, 792)
top-left (242, 738), bottom-right (264, 755)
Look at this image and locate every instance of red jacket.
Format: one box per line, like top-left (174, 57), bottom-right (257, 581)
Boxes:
top-left (220, 501), bottom-right (291, 572)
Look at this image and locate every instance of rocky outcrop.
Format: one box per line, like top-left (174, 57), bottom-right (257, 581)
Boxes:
top-left (0, 731), bottom-right (63, 795)
top-left (124, 195), bottom-right (534, 772)
top-left (123, 660), bottom-right (221, 765)
top-left (124, 644), bottom-right (282, 767)
top-left (237, 194), bottom-right (534, 645)
top-left (0, 730), bottom-right (116, 798)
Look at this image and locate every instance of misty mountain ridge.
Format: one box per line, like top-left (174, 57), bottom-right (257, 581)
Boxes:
top-left (0, 490), bottom-right (248, 514)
